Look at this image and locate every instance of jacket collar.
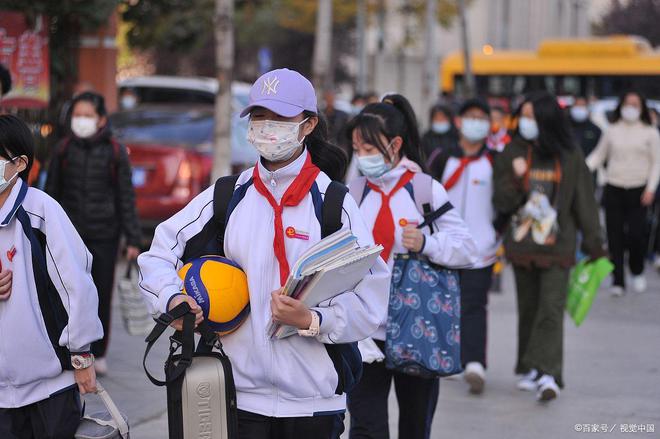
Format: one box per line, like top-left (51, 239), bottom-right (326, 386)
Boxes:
top-left (0, 178), bottom-right (27, 228)
top-left (256, 148), bottom-right (310, 202)
top-left (366, 156), bottom-right (421, 192)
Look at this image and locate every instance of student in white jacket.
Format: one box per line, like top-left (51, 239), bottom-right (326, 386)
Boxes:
top-left (138, 69), bottom-right (390, 439)
top-left (345, 94), bottom-right (477, 439)
top-left (0, 115), bottom-right (103, 439)
top-left (429, 98), bottom-right (501, 396)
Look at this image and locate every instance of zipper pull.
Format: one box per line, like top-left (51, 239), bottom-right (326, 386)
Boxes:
top-left (269, 172), bottom-right (276, 188)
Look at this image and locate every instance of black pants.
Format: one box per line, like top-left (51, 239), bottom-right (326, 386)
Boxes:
top-left (85, 238), bottom-right (119, 358)
top-left (459, 265), bottom-right (493, 368)
top-left (0, 386), bottom-right (81, 439)
top-left (347, 341), bottom-right (439, 439)
top-left (603, 185), bottom-right (647, 287)
top-left (237, 409), bottom-right (344, 439)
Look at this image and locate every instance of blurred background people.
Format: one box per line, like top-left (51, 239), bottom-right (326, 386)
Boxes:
top-left (322, 88), bottom-right (350, 148)
top-left (422, 104), bottom-right (459, 169)
top-left (493, 92), bottom-right (606, 402)
top-left (46, 91), bottom-right (142, 376)
top-left (0, 64), bottom-right (11, 101)
top-left (586, 91), bottom-right (660, 296)
top-left (119, 87), bottom-right (139, 111)
top-left (487, 105), bottom-right (511, 152)
top-left (569, 96), bottom-right (601, 159)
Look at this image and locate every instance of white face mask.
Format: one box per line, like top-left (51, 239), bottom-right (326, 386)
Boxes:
top-left (71, 116), bottom-right (99, 138)
top-left (355, 141), bottom-right (395, 179)
top-left (0, 156), bottom-right (20, 195)
top-left (519, 117), bottom-right (539, 141)
top-left (247, 118), bottom-right (309, 162)
top-left (460, 118), bottom-right (490, 142)
top-left (570, 106), bottom-right (589, 123)
top-left (121, 95), bottom-right (137, 110)
top-left (621, 105), bottom-right (641, 123)
top-left (432, 121), bottom-right (451, 134)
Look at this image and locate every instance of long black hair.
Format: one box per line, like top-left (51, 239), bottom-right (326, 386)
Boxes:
top-left (345, 93), bottom-right (424, 169)
top-left (612, 90), bottom-right (652, 125)
top-left (514, 91), bottom-right (575, 157)
top-left (303, 110), bottom-right (347, 181)
top-left (71, 91), bottom-right (107, 117)
top-left (0, 114), bottom-right (34, 181)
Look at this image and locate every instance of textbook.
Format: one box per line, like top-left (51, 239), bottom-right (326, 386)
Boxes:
top-left (268, 229), bottom-right (383, 339)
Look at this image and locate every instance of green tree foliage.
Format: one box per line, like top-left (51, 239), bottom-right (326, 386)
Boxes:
top-left (594, 0), bottom-right (660, 47)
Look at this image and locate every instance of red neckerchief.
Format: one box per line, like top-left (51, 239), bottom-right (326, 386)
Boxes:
top-left (252, 154), bottom-right (320, 286)
top-left (367, 170), bottom-right (416, 262)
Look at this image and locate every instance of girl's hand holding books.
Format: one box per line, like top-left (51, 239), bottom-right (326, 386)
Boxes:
top-left (0, 270), bottom-right (11, 301)
top-left (271, 288), bottom-right (313, 330)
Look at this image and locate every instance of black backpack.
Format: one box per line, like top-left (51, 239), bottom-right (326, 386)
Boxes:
top-left (180, 175), bottom-right (362, 396)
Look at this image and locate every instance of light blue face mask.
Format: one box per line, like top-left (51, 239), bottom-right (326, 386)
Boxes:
top-left (432, 121), bottom-right (451, 134)
top-left (460, 118), bottom-right (490, 142)
top-left (519, 117), bottom-right (539, 141)
top-left (356, 141), bottom-right (394, 178)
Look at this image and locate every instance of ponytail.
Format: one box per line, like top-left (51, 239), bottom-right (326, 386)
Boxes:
top-left (303, 111), bottom-right (348, 181)
top-left (344, 93), bottom-right (425, 170)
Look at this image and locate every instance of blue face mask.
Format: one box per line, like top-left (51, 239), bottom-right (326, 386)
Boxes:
top-left (460, 118), bottom-right (490, 142)
top-left (432, 121), bottom-right (451, 134)
top-left (519, 117), bottom-right (539, 141)
top-left (356, 153), bottom-right (392, 178)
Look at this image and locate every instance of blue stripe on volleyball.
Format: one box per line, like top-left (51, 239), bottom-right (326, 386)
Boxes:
top-left (206, 303), bottom-right (251, 333)
top-left (184, 259), bottom-right (211, 317)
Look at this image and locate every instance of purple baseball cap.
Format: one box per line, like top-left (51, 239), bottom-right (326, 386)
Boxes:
top-left (239, 68), bottom-right (318, 118)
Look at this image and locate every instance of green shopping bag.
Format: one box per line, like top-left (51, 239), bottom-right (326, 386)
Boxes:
top-left (566, 257), bottom-right (614, 326)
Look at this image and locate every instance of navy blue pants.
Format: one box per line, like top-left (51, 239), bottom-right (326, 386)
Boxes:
top-left (347, 341), bottom-right (439, 439)
top-left (237, 409), bottom-right (344, 439)
top-left (460, 265), bottom-right (494, 368)
top-left (0, 386), bottom-right (81, 439)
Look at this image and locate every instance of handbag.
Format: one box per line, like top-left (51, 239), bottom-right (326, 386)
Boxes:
top-left (566, 257), bottom-right (613, 326)
top-left (143, 302), bottom-right (239, 439)
top-left (385, 253), bottom-right (462, 378)
top-left (75, 383), bottom-right (130, 439)
top-left (117, 261), bottom-right (154, 336)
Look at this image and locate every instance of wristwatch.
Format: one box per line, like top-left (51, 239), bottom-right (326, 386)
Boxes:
top-left (71, 353), bottom-right (95, 370)
top-left (297, 310), bottom-right (320, 337)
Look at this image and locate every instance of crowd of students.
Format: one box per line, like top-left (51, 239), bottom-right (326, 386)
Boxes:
top-left (1, 66), bottom-right (659, 439)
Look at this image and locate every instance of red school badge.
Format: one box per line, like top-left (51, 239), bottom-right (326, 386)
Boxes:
top-left (398, 218), bottom-right (419, 227)
top-left (285, 226), bottom-right (310, 240)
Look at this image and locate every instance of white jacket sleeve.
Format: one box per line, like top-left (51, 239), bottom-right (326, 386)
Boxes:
top-left (43, 197), bottom-right (103, 353)
top-left (138, 186), bottom-right (216, 314)
top-left (586, 128), bottom-right (610, 172)
top-left (420, 180), bottom-right (478, 268)
top-left (645, 128), bottom-right (660, 194)
top-left (312, 193), bottom-right (391, 344)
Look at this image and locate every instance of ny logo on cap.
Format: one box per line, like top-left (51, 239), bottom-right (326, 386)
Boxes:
top-left (261, 76), bottom-right (280, 95)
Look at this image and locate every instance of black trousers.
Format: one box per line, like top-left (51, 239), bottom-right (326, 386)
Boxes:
top-left (347, 341), bottom-right (439, 439)
top-left (0, 386), bottom-right (81, 439)
top-left (85, 238), bottom-right (119, 358)
top-left (237, 409), bottom-right (344, 439)
top-left (603, 185), bottom-right (647, 287)
top-left (459, 265), bottom-right (493, 368)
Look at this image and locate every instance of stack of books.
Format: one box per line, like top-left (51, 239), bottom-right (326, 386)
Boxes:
top-left (268, 229), bottom-right (383, 339)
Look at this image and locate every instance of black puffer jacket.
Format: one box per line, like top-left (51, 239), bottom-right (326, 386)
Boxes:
top-left (45, 126), bottom-right (141, 246)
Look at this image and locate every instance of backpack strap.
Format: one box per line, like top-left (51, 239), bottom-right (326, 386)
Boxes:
top-left (348, 176), bottom-right (368, 207)
top-left (321, 181), bottom-right (348, 238)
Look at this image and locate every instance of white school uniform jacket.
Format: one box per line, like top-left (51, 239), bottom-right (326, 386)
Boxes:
top-left (349, 157), bottom-right (478, 340)
top-left (0, 179), bottom-right (103, 408)
top-left (138, 149), bottom-right (390, 417)
top-left (436, 146), bottom-right (500, 269)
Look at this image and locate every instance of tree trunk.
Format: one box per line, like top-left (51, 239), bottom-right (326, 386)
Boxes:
top-left (212, 0), bottom-right (234, 181)
top-left (312, 0), bottom-right (333, 95)
top-left (356, 0), bottom-right (367, 95)
top-left (423, 0), bottom-right (438, 124)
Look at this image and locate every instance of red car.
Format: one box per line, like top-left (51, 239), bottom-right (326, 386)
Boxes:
top-left (110, 103), bottom-right (256, 240)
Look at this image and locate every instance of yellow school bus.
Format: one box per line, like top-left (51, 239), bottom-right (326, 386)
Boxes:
top-left (441, 36), bottom-right (660, 99)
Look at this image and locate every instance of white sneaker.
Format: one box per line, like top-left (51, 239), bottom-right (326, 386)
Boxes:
top-left (94, 357), bottom-right (108, 376)
top-left (536, 374), bottom-right (560, 402)
top-left (632, 275), bottom-right (647, 293)
top-left (516, 369), bottom-right (539, 391)
top-left (464, 362), bottom-right (486, 395)
top-left (610, 286), bottom-right (625, 297)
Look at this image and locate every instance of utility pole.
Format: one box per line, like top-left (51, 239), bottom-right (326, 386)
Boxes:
top-left (312, 0), bottom-right (333, 96)
top-left (356, 0), bottom-right (368, 95)
top-left (457, 0), bottom-right (476, 98)
top-left (212, 0), bottom-right (234, 181)
top-left (423, 0), bottom-right (438, 121)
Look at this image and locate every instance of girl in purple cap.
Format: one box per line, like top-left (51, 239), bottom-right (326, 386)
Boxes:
top-left (138, 69), bottom-right (390, 438)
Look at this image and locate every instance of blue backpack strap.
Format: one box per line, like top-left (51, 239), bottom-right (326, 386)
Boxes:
top-left (15, 204), bottom-right (71, 370)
